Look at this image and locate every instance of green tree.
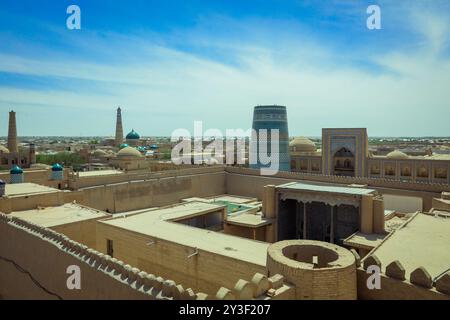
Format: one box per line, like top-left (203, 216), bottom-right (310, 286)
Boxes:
top-left (36, 152), bottom-right (86, 167)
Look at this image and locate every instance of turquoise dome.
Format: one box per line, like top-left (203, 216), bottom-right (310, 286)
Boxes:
top-left (52, 163), bottom-right (63, 172)
top-left (150, 144), bottom-right (158, 149)
top-left (126, 129), bottom-right (140, 140)
top-left (10, 165), bottom-right (23, 174)
top-left (119, 143), bottom-right (129, 149)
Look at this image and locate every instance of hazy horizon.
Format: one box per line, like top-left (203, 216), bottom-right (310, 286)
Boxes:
top-left (1, 1), bottom-right (449, 137)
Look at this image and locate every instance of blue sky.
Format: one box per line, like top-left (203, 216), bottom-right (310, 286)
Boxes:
top-left (0, 0), bottom-right (449, 137)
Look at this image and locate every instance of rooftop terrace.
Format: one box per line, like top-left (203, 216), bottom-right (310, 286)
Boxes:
top-left (278, 182), bottom-right (376, 196)
top-left (100, 201), bottom-right (269, 266)
top-left (9, 203), bottom-right (109, 227)
top-left (4, 183), bottom-right (60, 197)
top-left (368, 213), bottom-right (450, 279)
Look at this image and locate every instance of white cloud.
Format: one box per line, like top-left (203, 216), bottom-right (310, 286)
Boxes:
top-left (0, 4), bottom-right (449, 136)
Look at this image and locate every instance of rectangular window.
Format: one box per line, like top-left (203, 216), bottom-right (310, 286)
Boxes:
top-left (106, 239), bottom-right (114, 257)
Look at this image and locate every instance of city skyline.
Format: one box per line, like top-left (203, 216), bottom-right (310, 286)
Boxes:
top-left (1, 0), bottom-right (450, 136)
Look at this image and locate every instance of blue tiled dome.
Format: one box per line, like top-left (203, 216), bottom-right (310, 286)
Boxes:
top-left (52, 163), bottom-right (63, 172)
top-left (126, 129), bottom-right (140, 140)
top-left (10, 165), bottom-right (23, 174)
top-left (119, 143), bottom-right (129, 149)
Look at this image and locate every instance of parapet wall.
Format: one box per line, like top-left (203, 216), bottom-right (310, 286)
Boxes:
top-left (0, 213), bottom-right (205, 300)
top-left (212, 273), bottom-right (294, 300)
top-left (357, 254), bottom-right (450, 300)
top-left (70, 166), bottom-right (224, 189)
top-left (78, 167), bottom-right (226, 213)
top-left (0, 212), bottom-right (294, 300)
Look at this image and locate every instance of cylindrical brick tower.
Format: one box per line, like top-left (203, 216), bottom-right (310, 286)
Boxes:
top-left (250, 105), bottom-right (290, 172)
top-left (8, 110), bottom-right (18, 153)
top-left (115, 107), bottom-right (124, 147)
top-left (267, 240), bottom-right (357, 300)
top-left (29, 143), bottom-right (36, 165)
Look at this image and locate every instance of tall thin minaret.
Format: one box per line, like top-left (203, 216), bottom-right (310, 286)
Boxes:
top-left (115, 107), bottom-right (124, 146)
top-left (8, 110), bottom-right (18, 153)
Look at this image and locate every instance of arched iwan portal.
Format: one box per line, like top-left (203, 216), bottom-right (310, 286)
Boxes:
top-left (333, 147), bottom-right (355, 176)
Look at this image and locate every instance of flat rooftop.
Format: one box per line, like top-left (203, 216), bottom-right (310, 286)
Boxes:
top-left (277, 182), bottom-right (376, 196)
top-left (78, 170), bottom-right (124, 177)
top-left (226, 212), bottom-right (272, 228)
top-left (143, 201), bottom-right (225, 222)
top-left (367, 213), bottom-right (450, 279)
top-left (384, 215), bottom-right (410, 233)
top-left (9, 203), bottom-right (109, 227)
top-left (181, 194), bottom-right (260, 215)
top-left (5, 183), bottom-right (60, 197)
top-left (182, 194), bottom-right (258, 204)
top-left (101, 201), bottom-right (269, 266)
top-left (344, 232), bottom-right (386, 251)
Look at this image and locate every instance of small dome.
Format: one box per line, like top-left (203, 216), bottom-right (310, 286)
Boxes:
top-left (119, 143), bottom-right (129, 149)
top-left (289, 137), bottom-right (317, 153)
top-left (10, 165), bottom-right (23, 174)
top-left (52, 163), bottom-right (63, 172)
top-left (117, 146), bottom-right (142, 158)
top-left (386, 150), bottom-right (409, 160)
top-left (150, 144), bottom-right (158, 149)
top-left (91, 149), bottom-right (107, 157)
top-left (0, 145), bottom-right (10, 153)
top-left (126, 129), bottom-right (140, 140)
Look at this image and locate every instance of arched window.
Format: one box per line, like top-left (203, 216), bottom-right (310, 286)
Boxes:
top-left (290, 160), bottom-right (297, 170)
top-left (344, 159), bottom-right (351, 168)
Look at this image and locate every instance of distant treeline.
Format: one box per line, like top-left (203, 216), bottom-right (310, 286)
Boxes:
top-left (36, 152), bottom-right (86, 166)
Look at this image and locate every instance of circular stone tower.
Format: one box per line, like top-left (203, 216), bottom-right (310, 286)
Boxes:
top-left (267, 240), bottom-right (357, 300)
top-left (250, 105), bottom-right (290, 172)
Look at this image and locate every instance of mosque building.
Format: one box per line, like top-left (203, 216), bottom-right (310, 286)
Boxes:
top-left (125, 129), bottom-right (141, 147)
top-left (289, 128), bottom-right (450, 185)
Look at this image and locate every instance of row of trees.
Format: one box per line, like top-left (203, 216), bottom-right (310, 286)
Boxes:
top-left (36, 152), bottom-right (86, 167)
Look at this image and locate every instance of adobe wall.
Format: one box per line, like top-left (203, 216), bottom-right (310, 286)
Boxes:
top-left (0, 213), bottom-right (293, 300)
top-left (225, 168), bottom-right (445, 211)
top-left (0, 169), bottom-right (69, 188)
top-left (0, 192), bottom-right (65, 214)
top-left (79, 169), bottom-right (226, 213)
top-left (96, 222), bottom-right (268, 296)
top-left (223, 223), bottom-right (266, 241)
top-left (52, 218), bottom-right (101, 250)
top-left (0, 214), bottom-right (198, 300)
top-left (70, 166), bottom-right (223, 189)
top-left (357, 268), bottom-right (450, 300)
